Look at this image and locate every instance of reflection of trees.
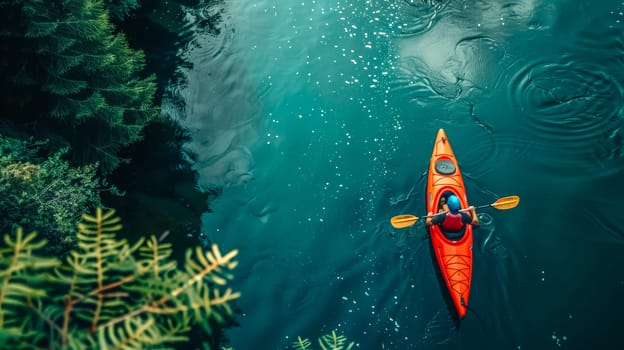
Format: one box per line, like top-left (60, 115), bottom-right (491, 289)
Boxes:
top-left (103, 117), bottom-right (220, 254)
top-left (103, 0), bottom-right (226, 251)
top-left (110, 0), bottom-right (224, 105)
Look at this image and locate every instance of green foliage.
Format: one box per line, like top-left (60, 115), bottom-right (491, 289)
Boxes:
top-left (292, 336), bottom-right (312, 350)
top-left (0, 135), bottom-right (103, 255)
top-left (291, 331), bottom-right (354, 350)
top-left (103, 0), bottom-right (140, 20)
top-left (0, 208), bottom-right (240, 349)
top-left (0, 227), bottom-right (61, 349)
top-left (318, 331), bottom-right (354, 350)
top-left (0, 0), bottom-right (158, 173)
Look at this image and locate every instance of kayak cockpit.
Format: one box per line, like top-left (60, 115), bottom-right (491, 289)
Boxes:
top-left (434, 190), bottom-right (468, 241)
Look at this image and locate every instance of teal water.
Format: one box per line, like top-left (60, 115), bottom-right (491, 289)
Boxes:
top-left (167, 0), bottom-right (624, 348)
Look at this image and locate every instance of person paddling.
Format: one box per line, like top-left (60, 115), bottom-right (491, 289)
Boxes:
top-left (425, 194), bottom-right (479, 239)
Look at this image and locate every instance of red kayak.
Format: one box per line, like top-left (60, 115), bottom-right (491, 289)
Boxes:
top-left (426, 129), bottom-right (473, 319)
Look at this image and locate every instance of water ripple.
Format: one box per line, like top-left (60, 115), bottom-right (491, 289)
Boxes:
top-left (170, 2), bottom-right (263, 188)
top-left (392, 57), bottom-right (462, 106)
top-left (421, 307), bottom-right (458, 345)
top-left (512, 59), bottom-right (622, 137)
top-left (491, 132), bottom-right (536, 161)
top-left (479, 213), bottom-right (508, 258)
top-left (509, 57), bottom-right (624, 171)
top-left (452, 35), bottom-right (507, 91)
top-left (458, 125), bottom-right (497, 178)
top-left (399, 0), bottom-right (450, 36)
top-left (581, 205), bottom-right (624, 246)
top-left (574, 17), bottom-right (624, 55)
top-left (395, 25), bottom-right (505, 111)
top-left (182, 3), bottom-right (231, 62)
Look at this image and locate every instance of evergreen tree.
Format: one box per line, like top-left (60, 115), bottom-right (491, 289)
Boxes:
top-left (103, 0), bottom-right (140, 20)
top-left (0, 0), bottom-right (158, 173)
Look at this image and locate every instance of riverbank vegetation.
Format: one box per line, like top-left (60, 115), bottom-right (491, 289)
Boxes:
top-left (0, 0), bottom-right (212, 251)
top-left (0, 0), bottom-right (158, 173)
top-left (0, 208), bottom-right (239, 349)
top-left (0, 0), bottom-right (234, 347)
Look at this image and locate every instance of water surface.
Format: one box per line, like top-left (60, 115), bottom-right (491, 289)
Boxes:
top-left (168, 0), bottom-right (624, 348)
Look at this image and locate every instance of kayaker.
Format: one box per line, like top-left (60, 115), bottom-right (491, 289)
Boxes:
top-left (425, 195), bottom-right (479, 238)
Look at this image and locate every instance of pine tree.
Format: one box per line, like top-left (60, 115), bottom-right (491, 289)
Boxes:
top-left (0, 0), bottom-right (158, 173)
top-left (103, 0), bottom-right (140, 20)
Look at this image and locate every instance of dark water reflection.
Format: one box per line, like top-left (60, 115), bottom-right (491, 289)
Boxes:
top-left (167, 0), bottom-right (624, 349)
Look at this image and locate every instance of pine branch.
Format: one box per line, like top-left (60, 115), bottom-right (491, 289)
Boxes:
top-left (98, 244), bottom-right (240, 331)
top-left (1, 208), bottom-right (240, 348)
top-left (97, 316), bottom-right (161, 350)
top-left (61, 262), bottom-right (79, 347)
top-left (318, 331), bottom-right (354, 350)
top-left (59, 208), bottom-right (133, 343)
top-left (0, 228), bottom-right (60, 346)
top-left (26, 298), bottom-right (62, 335)
top-left (291, 336), bottom-right (312, 350)
top-left (138, 236), bottom-right (176, 280)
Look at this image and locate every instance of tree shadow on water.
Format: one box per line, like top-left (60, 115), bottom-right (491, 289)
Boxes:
top-left (102, 117), bottom-right (220, 261)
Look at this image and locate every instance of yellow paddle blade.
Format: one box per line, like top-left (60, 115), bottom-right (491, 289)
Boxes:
top-left (390, 214), bottom-right (419, 229)
top-left (491, 195), bottom-right (520, 210)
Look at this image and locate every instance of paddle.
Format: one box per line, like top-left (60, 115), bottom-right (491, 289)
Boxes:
top-left (390, 196), bottom-right (520, 229)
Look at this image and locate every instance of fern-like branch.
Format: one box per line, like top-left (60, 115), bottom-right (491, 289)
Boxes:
top-left (98, 244), bottom-right (240, 331)
top-left (318, 330), bottom-right (354, 350)
top-left (97, 316), bottom-right (161, 350)
top-left (0, 228), bottom-right (60, 346)
top-left (60, 208), bottom-right (138, 343)
top-left (1, 208), bottom-right (240, 348)
top-left (292, 336), bottom-right (312, 350)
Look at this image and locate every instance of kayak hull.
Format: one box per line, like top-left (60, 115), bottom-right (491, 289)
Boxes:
top-left (426, 129), bottom-right (473, 319)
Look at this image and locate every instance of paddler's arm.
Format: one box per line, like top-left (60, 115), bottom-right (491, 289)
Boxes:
top-left (426, 212), bottom-right (445, 226)
top-left (425, 212), bottom-right (434, 226)
top-left (468, 206), bottom-right (479, 226)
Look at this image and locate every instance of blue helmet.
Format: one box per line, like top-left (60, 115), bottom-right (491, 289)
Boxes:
top-left (447, 195), bottom-right (461, 213)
